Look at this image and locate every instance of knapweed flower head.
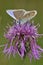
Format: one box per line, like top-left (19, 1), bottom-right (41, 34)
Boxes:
top-left (3, 20), bottom-right (43, 61)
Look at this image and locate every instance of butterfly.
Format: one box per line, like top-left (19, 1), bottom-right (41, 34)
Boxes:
top-left (6, 9), bottom-right (37, 24)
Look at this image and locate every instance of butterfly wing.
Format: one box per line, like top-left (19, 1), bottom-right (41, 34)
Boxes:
top-left (19, 10), bottom-right (37, 24)
top-left (13, 9), bottom-right (26, 20)
top-left (6, 9), bottom-right (26, 21)
top-left (22, 10), bottom-right (37, 20)
top-left (6, 10), bottom-right (17, 20)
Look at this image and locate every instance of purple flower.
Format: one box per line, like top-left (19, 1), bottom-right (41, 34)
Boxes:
top-left (3, 21), bottom-right (43, 61)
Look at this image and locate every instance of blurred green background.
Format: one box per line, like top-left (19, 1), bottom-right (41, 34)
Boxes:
top-left (0, 0), bottom-right (43, 65)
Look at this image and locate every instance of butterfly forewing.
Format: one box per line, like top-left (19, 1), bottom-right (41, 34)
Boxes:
top-left (6, 9), bottom-right (26, 21)
top-left (13, 9), bottom-right (26, 20)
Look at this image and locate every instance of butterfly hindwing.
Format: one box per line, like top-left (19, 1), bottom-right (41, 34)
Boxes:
top-left (22, 10), bottom-right (37, 20)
